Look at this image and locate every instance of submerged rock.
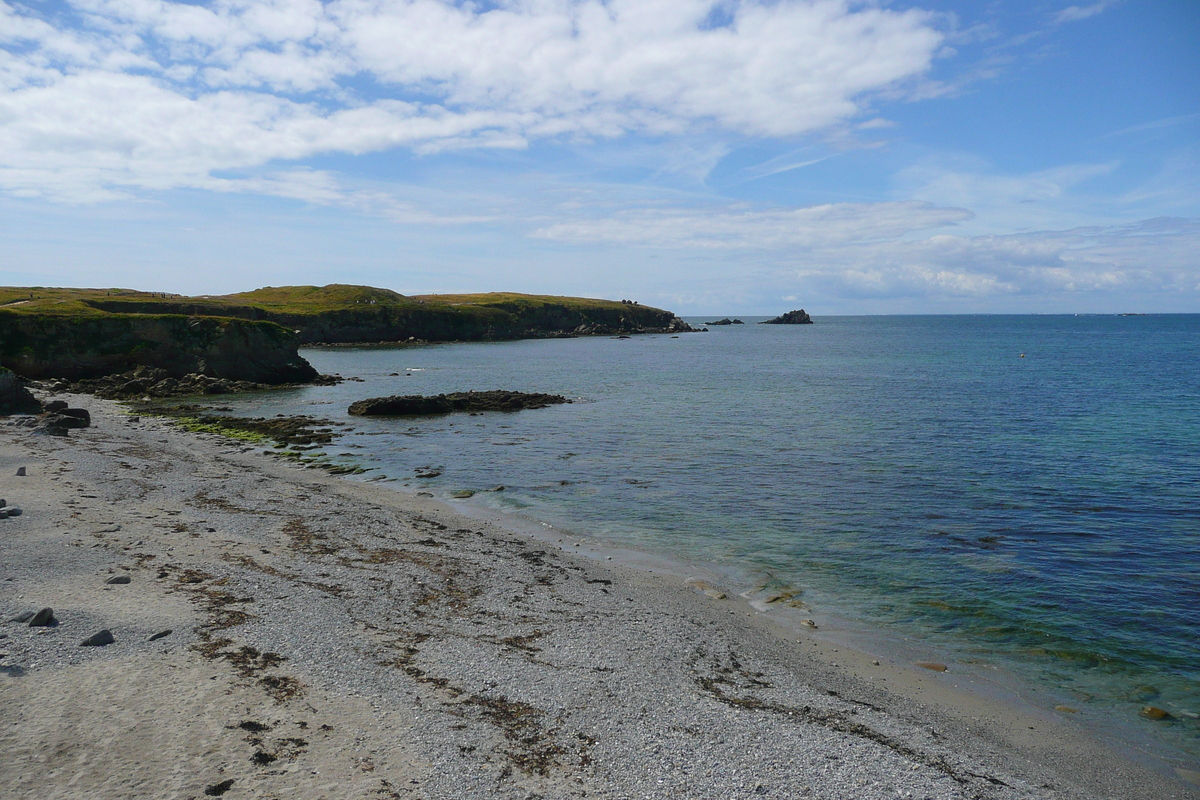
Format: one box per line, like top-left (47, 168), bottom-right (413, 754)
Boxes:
top-left (349, 390), bottom-right (571, 417)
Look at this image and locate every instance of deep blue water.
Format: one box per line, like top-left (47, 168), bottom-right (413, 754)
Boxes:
top-left (210, 314), bottom-right (1200, 758)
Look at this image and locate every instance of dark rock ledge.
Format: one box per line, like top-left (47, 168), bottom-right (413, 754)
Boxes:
top-left (348, 391), bottom-right (571, 417)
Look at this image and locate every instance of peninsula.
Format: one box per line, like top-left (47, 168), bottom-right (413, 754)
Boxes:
top-left (0, 285), bottom-right (693, 388)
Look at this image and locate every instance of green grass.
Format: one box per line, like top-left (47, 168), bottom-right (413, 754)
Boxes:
top-left (0, 284), bottom-right (669, 319)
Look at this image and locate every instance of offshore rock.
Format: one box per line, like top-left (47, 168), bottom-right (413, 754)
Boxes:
top-left (760, 309), bottom-right (813, 325)
top-left (349, 390), bottom-right (572, 417)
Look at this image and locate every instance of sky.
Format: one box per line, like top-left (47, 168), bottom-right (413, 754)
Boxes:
top-left (0, 0), bottom-right (1197, 314)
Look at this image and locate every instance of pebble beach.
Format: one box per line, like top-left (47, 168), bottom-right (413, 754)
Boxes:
top-left (1, 396), bottom-right (1195, 800)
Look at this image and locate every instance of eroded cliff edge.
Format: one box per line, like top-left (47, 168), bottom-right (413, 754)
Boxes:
top-left (0, 285), bottom-right (693, 385)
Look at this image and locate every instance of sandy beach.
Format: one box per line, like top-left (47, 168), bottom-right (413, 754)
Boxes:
top-left (1, 395), bottom-right (1195, 800)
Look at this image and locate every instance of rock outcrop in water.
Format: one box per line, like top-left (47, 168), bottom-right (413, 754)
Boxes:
top-left (704, 318), bottom-right (744, 325)
top-left (348, 391), bottom-right (571, 417)
top-left (760, 309), bottom-right (813, 325)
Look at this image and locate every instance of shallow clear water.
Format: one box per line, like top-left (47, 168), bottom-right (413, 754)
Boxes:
top-left (209, 314), bottom-right (1200, 758)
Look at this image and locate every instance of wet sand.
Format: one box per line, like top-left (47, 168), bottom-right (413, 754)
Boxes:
top-left (1, 395), bottom-right (1195, 800)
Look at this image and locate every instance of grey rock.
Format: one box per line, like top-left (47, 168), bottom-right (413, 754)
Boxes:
top-left (80, 629), bottom-right (115, 647)
top-left (15, 467), bottom-right (25, 476)
top-left (148, 629), bottom-right (173, 642)
top-left (59, 408), bottom-right (91, 427)
top-left (760, 308), bottom-right (814, 325)
top-left (9, 611), bottom-right (35, 624)
top-left (29, 607), bottom-right (55, 627)
top-left (106, 575), bottom-right (132, 585)
top-left (43, 400), bottom-right (68, 413)
top-left (0, 367), bottom-right (42, 415)
top-left (5, 507), bottom-right (20, 517)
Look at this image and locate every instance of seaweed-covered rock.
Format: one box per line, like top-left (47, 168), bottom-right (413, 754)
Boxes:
top-left (0, 367), bottom-right (42, 415)
top-left (760, 309), bottom-right (813, 325)
top-left (349, 390), bottom-right (571, 417)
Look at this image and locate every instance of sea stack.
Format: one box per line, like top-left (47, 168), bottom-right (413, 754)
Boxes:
top-left (760, 309), bottom-right (813, 325)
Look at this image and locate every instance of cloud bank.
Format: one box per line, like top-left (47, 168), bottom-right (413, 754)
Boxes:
top-left (537, 201), bottom-right (1199, 302)
top-left (1, 0), bottom-right (943, 200)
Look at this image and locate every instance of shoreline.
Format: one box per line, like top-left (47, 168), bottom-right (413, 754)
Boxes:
top-left (1, 395), bottom-right (1196, 799)
top-left (442, 493), bottom-right (1200, 782)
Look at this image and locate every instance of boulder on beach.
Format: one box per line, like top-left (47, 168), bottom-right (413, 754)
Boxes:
top-left (760, 309), bottom-right (813, 325)
top-left (348, 390), bottom-right (571, 417)
top-left (0, 367), bottom-right (42, 415)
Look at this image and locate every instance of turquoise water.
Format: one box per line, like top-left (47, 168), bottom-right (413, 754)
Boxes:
top-left (212, 314), bottom-right (1200, 759)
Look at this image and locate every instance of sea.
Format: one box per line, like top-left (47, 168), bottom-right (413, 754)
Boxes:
top-left (206, 314), bottom-right (1200, 765)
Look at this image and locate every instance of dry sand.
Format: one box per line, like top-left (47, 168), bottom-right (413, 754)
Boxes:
top-left (1, 395), bottom-right (1196, 800)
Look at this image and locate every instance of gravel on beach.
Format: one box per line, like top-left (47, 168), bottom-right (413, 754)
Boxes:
top-left (0, 396), bottom-right (1194, 800)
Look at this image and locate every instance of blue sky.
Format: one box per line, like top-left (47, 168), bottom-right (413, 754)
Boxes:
top-left (1, 0), bottom-right (1196, 314)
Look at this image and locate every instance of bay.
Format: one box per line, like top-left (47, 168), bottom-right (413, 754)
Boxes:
top-left (209, 313), bottom-right (1200, 760)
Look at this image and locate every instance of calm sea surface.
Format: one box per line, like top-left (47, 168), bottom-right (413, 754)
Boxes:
top-left (210, 314), bottom-right (1200, 759)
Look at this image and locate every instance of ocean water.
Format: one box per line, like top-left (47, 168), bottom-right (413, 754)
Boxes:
top-left (208, 314), bottom-right (1200, 760)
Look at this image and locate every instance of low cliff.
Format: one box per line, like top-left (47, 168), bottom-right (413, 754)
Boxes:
top-left (79, 286), bottom-right (690, 344)
top-left (0, 285), bottom-right (691, 385)
top-left (0, 311), bottom-right (316, 384)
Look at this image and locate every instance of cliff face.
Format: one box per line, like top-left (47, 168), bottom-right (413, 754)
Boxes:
top-left (0, 286), bottom-right (691, 386)
top-left (81, 293), bottom-right (684, 343)
top-left (0, 312), bottom-right (317, 384)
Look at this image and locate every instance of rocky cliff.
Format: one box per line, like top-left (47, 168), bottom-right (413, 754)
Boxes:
top-left (80, 287), bottom-right (692, 344)
top-left (0, 312), bottom-right (316, 384)
top-left (0, 285), bottom-right (692, 386)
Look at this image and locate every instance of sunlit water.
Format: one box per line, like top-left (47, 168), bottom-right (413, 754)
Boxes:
top-left (204, 314), bottom-right (1200, 760)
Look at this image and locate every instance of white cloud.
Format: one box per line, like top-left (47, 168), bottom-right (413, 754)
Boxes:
top-left (1052, 1), bottom-right (1119, 26)
top-left (0, 0), bottom-right (946, 201)
top-left (530, 194), bottom-right (1199, 301)
top-left (532, 200), bottom-right (972, 248)
top-left (792, 217), bottom-right (1200, 300)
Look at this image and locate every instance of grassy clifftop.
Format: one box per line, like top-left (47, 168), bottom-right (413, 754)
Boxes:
top-left (0, 285), bottom-right (690, 382)
top-left (2, 285), bottom-right (685, 344)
